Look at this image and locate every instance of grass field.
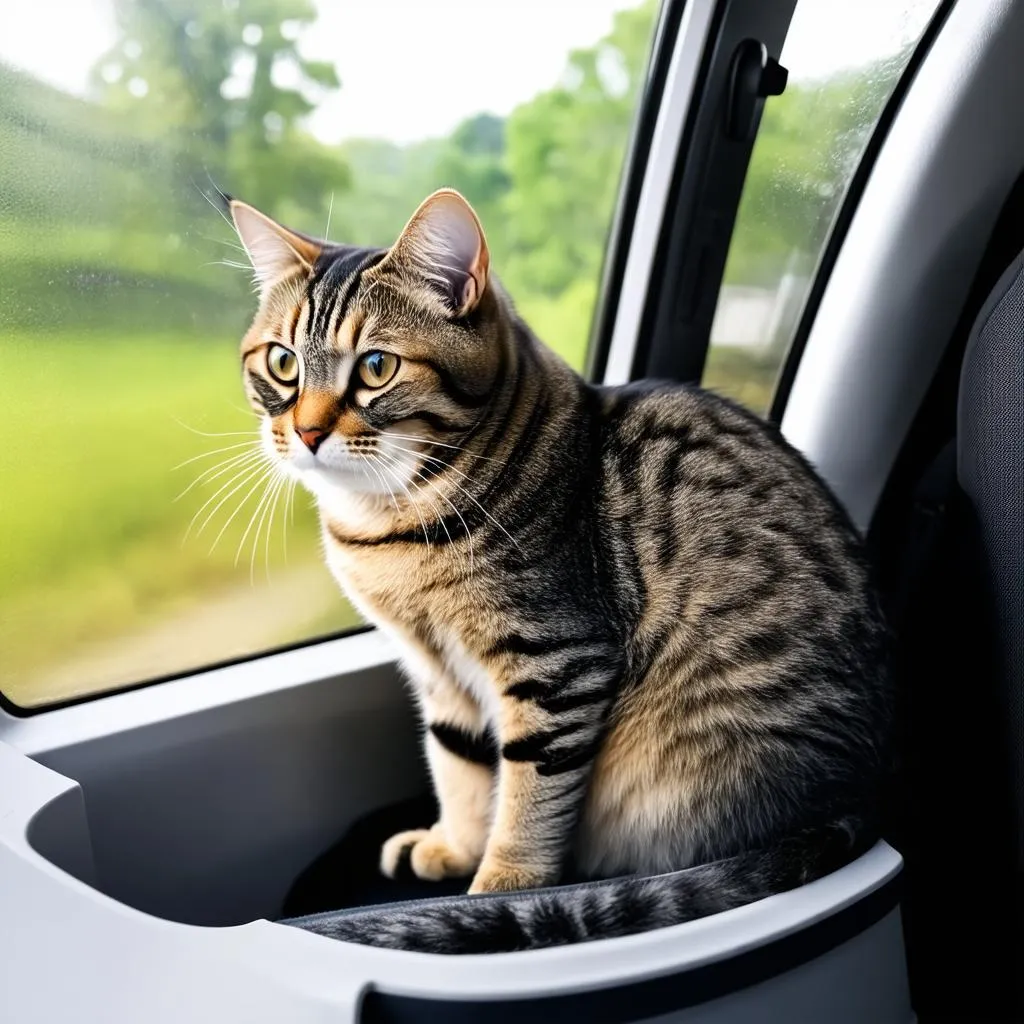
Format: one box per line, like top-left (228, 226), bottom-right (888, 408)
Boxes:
top-left (0, 329), bottom-right (358, 707)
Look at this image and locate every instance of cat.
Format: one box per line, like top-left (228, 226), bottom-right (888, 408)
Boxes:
top-left (227, 188), bottom-right (891, 953)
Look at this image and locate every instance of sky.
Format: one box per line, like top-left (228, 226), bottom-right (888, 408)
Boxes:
top-left (0, 0), bottom-right (939, 145)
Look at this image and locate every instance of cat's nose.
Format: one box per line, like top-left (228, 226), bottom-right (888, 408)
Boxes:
top-left (296, 425), bottom-right (329, 454)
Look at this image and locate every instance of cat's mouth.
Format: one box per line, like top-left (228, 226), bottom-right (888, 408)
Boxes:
top-left (289, 443), bottom-right (374, 485)
top-left (272, 429), bottom-right (421, 500)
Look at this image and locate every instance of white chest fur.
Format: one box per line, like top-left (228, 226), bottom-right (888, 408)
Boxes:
top-left (437, 631), bottom-right (501, 726)
top-left (385, 626), bottom-right (500, 728)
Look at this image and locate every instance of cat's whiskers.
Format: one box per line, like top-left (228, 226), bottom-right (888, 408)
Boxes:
top-left (355, 452), bottom-right (400, 512)
top-left (376, 438), bottom-right (521, 552)
top-left (282, 479), bottom-right (297, 561)
top-left (233, 464), bottom-right (283, 574)
top-left (194, 179), bottom-right (235, 232)
top-left (200, 233), bottom-right (247, 255)
top-left (173, 448), bottom-right (265, 503)
top-left (172, 439), bottom-right (263, 472)
top-left (324, 191), bottom-right (335, 239)
top-left (256, 470), bottom-right (289, 584)
top-left (227, 400), bottom-right (260, 420)
top-left (416, 467), bottom-right (476, 576)
top-left (251, 476), bottom-right (278, 582)
top-left (195, 465), bottom-right (274, 546)
top-left (353, 459), bottom-right (378, 501)
top-left (206, 463), bottom-right (276, 556)
top-left (204, 258), bottom-right (254, 273)
top-left (355, 458), bottom-right (403, 521)
top-left (369, 451), bottom-right (432, 551)
top-left (377, 448), bottom-right (475, 576)
top-left (173, 418), bottom-right (261, 439)
top-left (376, 449), bottom-right (453, 546)
top-left (183, 459), bottom-right (271, 545)
top-left (271, 475), bottom-right (292, 569)
top-left (378, 431), bottom-right (506, 465)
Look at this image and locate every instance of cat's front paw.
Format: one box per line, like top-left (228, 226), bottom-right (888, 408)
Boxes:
top-left (380, 826), bottom-right (479, 882)
top-left (468, 859), bottom-right (553, 894)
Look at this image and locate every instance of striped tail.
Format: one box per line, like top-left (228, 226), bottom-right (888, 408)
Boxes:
top-left (287, 818), bottom-right (873, 954)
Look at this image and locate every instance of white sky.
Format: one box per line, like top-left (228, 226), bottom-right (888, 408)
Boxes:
top-left (0, 0), bottom-right (939, 145)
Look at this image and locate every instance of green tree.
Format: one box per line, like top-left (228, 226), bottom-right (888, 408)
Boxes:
top-left (332, 113), bottom-right (512, 253)
top-left (93, 0), bottom-right (347, 220)
top-left (433, 113), bottom-right (512, 258)
top-left (501, 0), bottom-right (658, 299)
top-left (331, 136), bottom-right (448, 246)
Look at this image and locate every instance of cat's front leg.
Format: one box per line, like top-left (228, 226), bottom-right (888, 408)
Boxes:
top-left (381, 674), bottom-right (494, 883)
top-left (468, 655), bottom-right (617, 894)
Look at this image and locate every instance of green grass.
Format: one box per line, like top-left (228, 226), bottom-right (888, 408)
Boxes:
top-left (0, 329), bottom-right (357, 706)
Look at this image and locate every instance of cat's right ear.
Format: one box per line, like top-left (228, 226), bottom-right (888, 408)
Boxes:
top-left (229, 200), bottom-right (321, 297)
top-left (385, 189), bottom-right (490, 317)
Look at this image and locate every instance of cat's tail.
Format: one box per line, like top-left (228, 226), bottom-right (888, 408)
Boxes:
top-left (288, 816), bottom-right (875, 954)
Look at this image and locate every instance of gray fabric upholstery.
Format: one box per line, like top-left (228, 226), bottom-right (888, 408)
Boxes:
top-left (957, 251), bottom-right (1024, 868)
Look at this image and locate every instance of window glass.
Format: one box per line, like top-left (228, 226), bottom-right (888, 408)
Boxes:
top-left (703, 0), bottom-right (942, 415)
top-left (0, 0), bottom-right (660, 708)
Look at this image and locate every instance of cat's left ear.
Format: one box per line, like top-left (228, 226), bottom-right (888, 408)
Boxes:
top-left (388, 189), bottom-right (490, 317)
top-left (229, 200), bottom-right (321, 298)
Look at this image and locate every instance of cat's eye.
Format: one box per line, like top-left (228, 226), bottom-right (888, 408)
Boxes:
top-left (357, 351), bottom-right (399, 388)
top-left (267, 344), bottom-right (299, 385)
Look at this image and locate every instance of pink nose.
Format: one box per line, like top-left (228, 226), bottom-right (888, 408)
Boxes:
top-left (296, 426), bottom-right (329, 454)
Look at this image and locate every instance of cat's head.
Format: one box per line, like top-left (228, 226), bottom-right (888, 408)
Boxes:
top-left (229, 189), bottom-right (503, 503)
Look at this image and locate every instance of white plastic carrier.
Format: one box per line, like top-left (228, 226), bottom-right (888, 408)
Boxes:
top-left (0, 733), bottom-right (913, 1023)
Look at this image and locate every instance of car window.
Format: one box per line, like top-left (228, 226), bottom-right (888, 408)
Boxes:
top-left (0, 0), bottom-right (661, 708)
top-left (702, 0), bottom-right (943, 415)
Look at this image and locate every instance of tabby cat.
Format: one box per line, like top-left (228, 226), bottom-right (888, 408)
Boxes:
top-left (227, 189), bottom-right (891, 953)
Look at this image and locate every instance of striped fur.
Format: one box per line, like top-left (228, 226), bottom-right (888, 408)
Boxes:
top-left (291, 818), bottom-right (871, 953)
top-left (229, 190), bottom-right (892, 952)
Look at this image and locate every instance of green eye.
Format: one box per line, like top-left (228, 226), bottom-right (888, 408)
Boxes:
top-left (267, 344), bottom-right (299, 385)
top-left (358, 351), bottom-right (399, 388)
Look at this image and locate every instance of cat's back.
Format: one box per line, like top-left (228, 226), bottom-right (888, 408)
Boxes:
top-left (577, 381), bottom-right (891, 875)
top-left (594, 379), bottom-right (874, 629)
top-left (593, 378), bottom-right (886, 671)
top-left (597, 379), bottom-right (847, 530)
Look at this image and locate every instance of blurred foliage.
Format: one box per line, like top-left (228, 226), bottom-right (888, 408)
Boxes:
top-left (94, 0), bottom-right (347, 216)
top-left (501, 3), bottom-right (654, 299)
top-left (0, 0), bottom-right (916, 703)
top-left (0, 0), bottom-right (911, 351)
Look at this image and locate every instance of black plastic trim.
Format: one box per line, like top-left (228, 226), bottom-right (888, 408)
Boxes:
top-left (626, 0), bottom-right (726, 382)
top-left (631, 0), bottom-right (797, 385)
top-left (767, 0), bottom-right (957, 424)
top-left (586, 0), bottom-right (690, 382)
top-left (358, 874), bottom-right (902, 1024)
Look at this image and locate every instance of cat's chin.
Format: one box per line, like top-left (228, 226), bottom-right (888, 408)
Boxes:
top-left (291, 463), bottom-right (395, 504)
top-left (280, 442), bottom-right (388, 496)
